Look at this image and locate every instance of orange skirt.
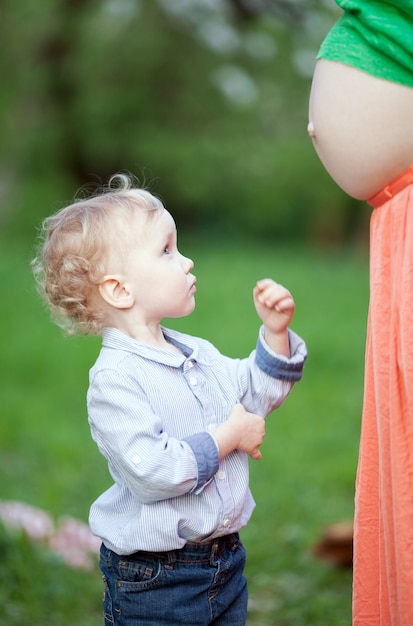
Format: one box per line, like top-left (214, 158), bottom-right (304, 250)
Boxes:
top-left (353, 166), bottom-right (413, 625)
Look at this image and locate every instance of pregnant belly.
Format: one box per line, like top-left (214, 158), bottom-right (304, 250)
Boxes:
top-left (308, 60), bottom-right (413, 200)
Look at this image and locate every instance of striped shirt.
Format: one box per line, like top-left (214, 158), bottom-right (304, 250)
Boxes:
top-left (87, 325), bottom-right (307, 555)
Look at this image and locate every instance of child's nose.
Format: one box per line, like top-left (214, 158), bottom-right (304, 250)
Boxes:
top-left (182, 255), bottom-right (194, 272)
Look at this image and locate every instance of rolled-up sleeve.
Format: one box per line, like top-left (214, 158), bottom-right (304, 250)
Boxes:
top-left (255, 327), bottom-right (307, 382)
top-left (183, 432), bottom-right (220, 494)
top-left (88, 369), bottom-right (205, 504)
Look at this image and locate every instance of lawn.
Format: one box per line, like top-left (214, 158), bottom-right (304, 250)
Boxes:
top-left (0, 233), bottom-right (369, 625)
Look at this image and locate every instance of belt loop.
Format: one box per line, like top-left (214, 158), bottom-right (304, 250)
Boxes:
top-left (210, 540), bottom-right (219, 566)
top-left (166, 549), bottom-right (176, 565)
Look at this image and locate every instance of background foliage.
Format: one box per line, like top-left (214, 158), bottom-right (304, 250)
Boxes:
top-left (1, 1), bottom-right (372, 623)
top-left (1, 0), bottom-right (366, 246)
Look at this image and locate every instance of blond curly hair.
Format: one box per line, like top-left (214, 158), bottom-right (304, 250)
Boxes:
top-left (32, 173), bottom-right (163, 335)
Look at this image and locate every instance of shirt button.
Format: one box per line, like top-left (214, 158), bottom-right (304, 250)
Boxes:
top-left (189, 377), bottom-right (198, 386)
top-left (222, 519), bottom-right (230, 528)
top-left (187, 360), bottom-right (194, 369)
top-left (218, 471), bottom-right (226, 480)
top-left (207, 423), bottom-right (216, 432)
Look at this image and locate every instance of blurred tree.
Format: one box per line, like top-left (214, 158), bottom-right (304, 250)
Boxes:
top-left (227, 0), bottom-right (321, 23)
top-left (1, 0), bottom-right (363, 244)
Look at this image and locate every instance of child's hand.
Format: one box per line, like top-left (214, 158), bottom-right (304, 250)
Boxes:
top-left (227, 404), bottom-right (265, 460)
top-left (253, 278), bottom-right (295, 335)
top-left (213, 404), bottom-right (265, 461)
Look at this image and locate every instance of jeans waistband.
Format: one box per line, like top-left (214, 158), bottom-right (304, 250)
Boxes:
top-left (183, 532), bottom-right (239, 555)
top-left (101, 533), bottom-right (240, 565)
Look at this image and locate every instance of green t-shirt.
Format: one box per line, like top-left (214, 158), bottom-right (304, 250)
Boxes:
top-left (317, 0), bottom-right (413, 87)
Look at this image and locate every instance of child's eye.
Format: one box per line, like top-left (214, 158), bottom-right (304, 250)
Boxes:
top-left (163, 247), bottom-right (170, 255)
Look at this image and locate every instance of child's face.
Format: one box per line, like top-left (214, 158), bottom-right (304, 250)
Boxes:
top-left (120, 208), bottom-right (196, 323)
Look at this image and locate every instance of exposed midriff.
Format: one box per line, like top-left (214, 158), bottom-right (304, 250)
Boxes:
top-left (308, 59), bottom-right (413, 200)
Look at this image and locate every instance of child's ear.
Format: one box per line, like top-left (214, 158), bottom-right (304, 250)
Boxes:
top-left (98, 276), bottom-right (134, 309)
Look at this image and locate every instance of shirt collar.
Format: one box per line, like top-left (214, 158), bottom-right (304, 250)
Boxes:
top-left (101, 326), bottom-right (202, 367)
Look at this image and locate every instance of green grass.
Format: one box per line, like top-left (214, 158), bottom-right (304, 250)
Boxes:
top-left (0, 234), bottom-right (369, 625)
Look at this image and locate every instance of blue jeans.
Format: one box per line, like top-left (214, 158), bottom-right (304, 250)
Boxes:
top-left (99, 533), bottom-right (248, 625)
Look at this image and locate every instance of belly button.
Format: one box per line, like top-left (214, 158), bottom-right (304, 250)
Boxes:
top-left (307, 121), bottom-right (316, 138)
